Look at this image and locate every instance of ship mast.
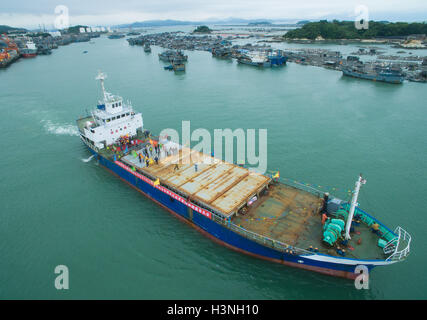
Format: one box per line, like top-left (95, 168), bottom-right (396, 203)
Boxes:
top-left (345, 174), bottom-right (366, 240)
top-left (96, 71), bottom-right (107, 101)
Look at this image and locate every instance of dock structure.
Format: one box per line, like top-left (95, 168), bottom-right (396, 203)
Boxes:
top-left (121, 145), bottom-right (271, 218)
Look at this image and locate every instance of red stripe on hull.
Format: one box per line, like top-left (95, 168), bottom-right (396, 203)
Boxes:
top-left (22, 54), bottom-right (36, 58)
top-left (102, 157), bottom-right (357, 280)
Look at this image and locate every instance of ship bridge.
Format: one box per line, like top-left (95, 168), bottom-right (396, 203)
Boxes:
top-left (77, 72), bottom-right (143, 149)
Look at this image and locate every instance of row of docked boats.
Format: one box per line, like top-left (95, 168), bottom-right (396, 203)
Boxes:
top-left (212, 47), bottom-right (289, 68)
top-left (159, 49), bottom-right (187, 72)
top-left (134, 36), bottom-right (406, 83)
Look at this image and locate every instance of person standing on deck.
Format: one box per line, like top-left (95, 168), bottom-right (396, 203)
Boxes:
top-left (321, 192), bottom-right (329, 214)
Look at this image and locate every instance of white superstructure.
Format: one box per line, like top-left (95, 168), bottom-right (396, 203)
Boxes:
top-left (26, 40), bottom-right (36, 50)
top-left (80, 72), bottom-right (143, 149)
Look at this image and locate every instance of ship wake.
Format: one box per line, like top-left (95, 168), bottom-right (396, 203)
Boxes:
top-left (42, 120), bottom-right (79, 136)
top-left (82, 155), bottom-right (95, 163)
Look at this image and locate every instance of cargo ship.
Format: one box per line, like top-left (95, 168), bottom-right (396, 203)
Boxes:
top-left (77, 72), bottom-right (411, 279)
top-left (21, 40), bottom-right (37, 58)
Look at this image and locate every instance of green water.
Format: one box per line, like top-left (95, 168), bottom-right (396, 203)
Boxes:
top-left (0, 35), bottom-right (426, 299)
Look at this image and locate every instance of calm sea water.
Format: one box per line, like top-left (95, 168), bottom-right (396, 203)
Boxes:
top-left (0, 31), bottom-right (426, 299)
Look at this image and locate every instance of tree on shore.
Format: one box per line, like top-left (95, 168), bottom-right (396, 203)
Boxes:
top-left (283, 20), bottom-right (427, 40)
top-left (193, 25), bottom-right (212, 33)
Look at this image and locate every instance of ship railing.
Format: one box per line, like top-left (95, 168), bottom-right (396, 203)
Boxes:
top-left (217, 218), bottom-right (313, 256)
top-left (278, 177), bottom-right (323, 197)
top-left (384, 226), bottom-right (411, 262)
top-left (209, 201), bottom-right (313, 255)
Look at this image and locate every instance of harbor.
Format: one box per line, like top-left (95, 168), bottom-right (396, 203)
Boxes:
top-left (1, 16), bottom-right (426, 299)
top-left (125, 30), bottom-right (427, 82)
top-left (2, 26), bottom-right (426, 83)
top-left (0, 30), bottom-right (103, 68)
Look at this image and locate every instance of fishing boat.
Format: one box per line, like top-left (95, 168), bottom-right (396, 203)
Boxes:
top-left (159, 50), bottom-right (188, 62)
top-left (108, 33), bottom-right (125, 39)
top-left (237, 50), bottom-right (287, 68)
top-left (342, 63), bottom-right (404, 84)
top-left (238, 52), bottom-right (271, 67)
top-left (172, 60), bottom-right (185, 72)
top-left (212, 47), bottom-right (233, 59)
top-left (144, 44), bottom-right (151, 53)
top-left (77, 72), bottom-right (411, 279)
top-left (173, 64), bottom-right (185, 72)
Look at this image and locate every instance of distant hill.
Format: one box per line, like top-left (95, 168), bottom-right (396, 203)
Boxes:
top-left (248, 21), bottom-right (272, 26)
top-left (116, 18), bottom-right (298, 29)
top-left (117, 20), bottom-right (194, 28)
top-left (193, 25), bottom-right (212, 33)
top-left (0, 25), bottom-right (27, 34)
top-left (284, 20), bottom-right (427, 40)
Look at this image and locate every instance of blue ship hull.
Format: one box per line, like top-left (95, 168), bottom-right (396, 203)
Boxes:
top-left (85, 144), bottom-right (396, 279)
top-left (342, 69), bottom-right (404, 84)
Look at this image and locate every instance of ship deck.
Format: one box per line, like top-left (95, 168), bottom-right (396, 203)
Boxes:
top-left (232, 183), bottom-right (386, 259)
top-left (121, 146), bottom-right (271, 217)
top-left (78, 119), bottom-right (387, 260)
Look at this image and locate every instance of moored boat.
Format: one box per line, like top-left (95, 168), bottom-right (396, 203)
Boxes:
top-left (159, 50), bottom-right (188, 62)
top-left (108, 33), bottom-right (126, 39)
top-left (237, 50), bottom-right (288, 68)
top-left (342, 64), bottom-right (404, 84)
top-left (21, 40), bottom-right (37, 58)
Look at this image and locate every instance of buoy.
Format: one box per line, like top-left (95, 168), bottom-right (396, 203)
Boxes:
top-left (357, 238), bottom-right (362, 245)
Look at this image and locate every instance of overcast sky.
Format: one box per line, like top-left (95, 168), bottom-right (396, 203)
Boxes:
top-left (1, 0), bottom-right (426, 28)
